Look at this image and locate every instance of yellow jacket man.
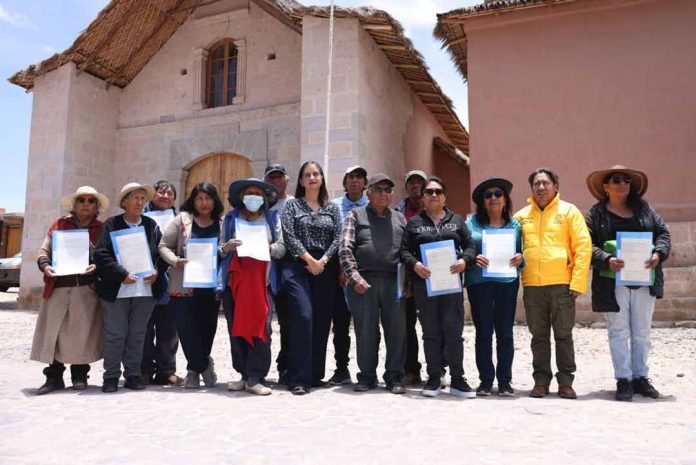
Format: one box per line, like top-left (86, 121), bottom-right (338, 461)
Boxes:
top-left (514, 168), bottom-right (591, 400)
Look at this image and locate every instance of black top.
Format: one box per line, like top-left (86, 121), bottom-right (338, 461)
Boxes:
top-left (353, 206), bottom-right (406, 275)
top-left (281, 198), bottom-right (342, 259)
top-left (608, 211), bottom-right (642, 234)
top-left (192, 221), bottom-right (220, 239)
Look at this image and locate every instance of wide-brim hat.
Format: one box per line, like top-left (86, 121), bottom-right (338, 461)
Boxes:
top-left (472, 177), bottom-right (513, 205)
top-left (61, 186), bottom-right (110, 212)
top-left (228, 178), bottom-right (278, 210)
top-left (586, 165), bottom-right (648, 201)
top-left (115, 182), bottom-right (156, 209)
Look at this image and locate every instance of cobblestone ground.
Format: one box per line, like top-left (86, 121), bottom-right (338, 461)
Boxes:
top-left (1, 289), bottom-right (695, 465)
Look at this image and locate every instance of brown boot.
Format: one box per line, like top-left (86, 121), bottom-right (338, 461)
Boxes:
top-left (558, 384), bottom-right (577, 399)
top-left (529, 384), bottom-right (550, 398)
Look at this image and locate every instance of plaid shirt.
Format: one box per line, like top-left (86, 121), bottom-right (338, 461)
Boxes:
top-left (338, 209), bottom-right (363, 286)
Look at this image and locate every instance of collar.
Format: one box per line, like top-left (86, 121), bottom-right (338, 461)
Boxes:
top-left (343, 194), bottom-right (368, 207)
top-left (528, 193), bottom-right (560, 212)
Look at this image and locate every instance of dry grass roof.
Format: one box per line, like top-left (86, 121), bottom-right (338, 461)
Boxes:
top-left (8, 0), bottom-right (468, 153)
top-left (435, 0), bottom-right (573, 80)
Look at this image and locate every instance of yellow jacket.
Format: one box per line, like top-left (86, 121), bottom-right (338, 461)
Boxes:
top-left (514, 194), bottom-right (592, 293)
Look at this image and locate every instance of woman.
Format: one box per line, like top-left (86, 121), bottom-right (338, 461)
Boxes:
top-left (465, 178), bottom-right (524, 397)
top-left (31, 186), bottom-right (109, 394)
top-left (159, 182), bottom-right (224, 389)
top-left (218, 178), bottom-right (285, 396)
top-left (94, 183), bottom-right (163, 393)
top-left (585, 165), bottom-right (670, 401)
top-left (281, 161), bottom-right (342, 395)
top-left (400, 176), bottom-right (476, 398)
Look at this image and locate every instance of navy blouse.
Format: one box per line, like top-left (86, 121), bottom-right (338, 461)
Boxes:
top-left (281, 198), bottom-right (342, 259)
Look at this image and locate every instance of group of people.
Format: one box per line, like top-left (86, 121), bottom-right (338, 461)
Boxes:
top-left (30, 161), bottom-right (670, 402)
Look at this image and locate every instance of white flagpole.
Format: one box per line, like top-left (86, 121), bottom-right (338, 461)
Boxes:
top-left (323, 0), bottom-right (336, 188)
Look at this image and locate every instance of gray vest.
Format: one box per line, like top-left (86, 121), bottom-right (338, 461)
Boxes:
top-left (353, 206), bottom-right (405, 275)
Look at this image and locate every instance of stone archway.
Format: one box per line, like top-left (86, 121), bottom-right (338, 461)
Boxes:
top-left (184, 152), bottom-right (252, 208)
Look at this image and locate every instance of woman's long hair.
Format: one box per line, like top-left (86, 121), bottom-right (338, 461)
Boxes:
top-left (602, 174), bottom-right (645, 212)
top-left (180, 182), bottom-right (224, 220)
top-left (294, 161), bottom-right (329, 206)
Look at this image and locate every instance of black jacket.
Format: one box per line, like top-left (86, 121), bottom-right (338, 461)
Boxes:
top-left (94, 214), bottom-right (167, 302)
top-left (400, 208), bottom-right (476, 279)
top-left (585, 201), bottom-right (671, 312)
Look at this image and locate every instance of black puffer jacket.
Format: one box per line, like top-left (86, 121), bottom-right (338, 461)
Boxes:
top-left (585, 201), bottom-right (671, 312)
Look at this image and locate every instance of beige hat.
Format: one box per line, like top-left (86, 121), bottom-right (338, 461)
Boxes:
top-left (115, 182), bottom-right (156, 209)
top-left (61, 186), bottom-right (110, 212)
top-left (586, 165), bottom-right (648, 201)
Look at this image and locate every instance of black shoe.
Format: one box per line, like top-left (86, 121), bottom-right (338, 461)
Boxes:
top-left (498, 382), bottom-right (515, 397)
top-left (476, 383), bottom-right (493, 397)
top-left (328, 369), bottom-right (352, 385)
top-left (422, 377), bottom-right (441, 397)
top-left (290, 386), bottom-right (308, 396)
top-left (37, 377), bottom-right (65, 395)
top-left (616, 379), bottom-right (633, 401)
top-left (386, 383), bottom-right (406, 395)
top-left (72, 375), bottom-right (88, 391)
top-left (450, 378), bottom-right (476, 399)
top-left (311, 380), bottom-right (329, 388)
top-left (124, 376), bottom-right (146, 390)
top-left (632, 377), bottom-right (659, 399)
top-left (102, 378), bottom-right (119, 393)
top-left (354, 382), bottom-right (375, 393)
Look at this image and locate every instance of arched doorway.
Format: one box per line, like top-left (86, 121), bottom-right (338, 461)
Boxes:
top-left (184, 152), bottom-right (252, 208)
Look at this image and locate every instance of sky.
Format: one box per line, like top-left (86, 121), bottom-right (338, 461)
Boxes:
top-left (0, 0), bottom-right (478, 213)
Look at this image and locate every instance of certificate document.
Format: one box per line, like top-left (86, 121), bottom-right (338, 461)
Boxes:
top-left (183, 238), bottom-right (218, 288)
top-left (117, 278), bottom-right (153, 299)
top-left (420, 240), bottom-right (462, 297)
top-left (110, 227), bottom-right (154, 278)
top-left (482, 229), bottom-right (517, 278)
top-left (52, 230), bottom-right (90, 276)
top-left (235, 218), bottom-right (271, 262)
top-left (617, 231), bottom-right (653, 286)
top-left (144, 210), bottom-right (175, 233)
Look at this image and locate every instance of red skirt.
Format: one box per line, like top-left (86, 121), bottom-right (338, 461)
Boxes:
top-left (229, 254), bottom-right (269, 345)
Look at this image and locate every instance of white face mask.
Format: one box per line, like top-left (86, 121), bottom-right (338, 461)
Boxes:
top-left (243, 195), bottom-right (264, 212)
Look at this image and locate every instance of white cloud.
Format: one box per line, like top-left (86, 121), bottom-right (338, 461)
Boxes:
top-left (0, 3), bottom-right (38, 30)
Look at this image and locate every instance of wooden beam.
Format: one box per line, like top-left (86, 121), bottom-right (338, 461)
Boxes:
top-left (394, 64), bottom-right (420, 69)
top-left (143, 0), bottom-right (187, 27)
top-left (362, 24), bottom-right (392, 31)
top-left (379, 45), bottom-right (406, 51)
top-left (446, 36), bottom-right (467, 47)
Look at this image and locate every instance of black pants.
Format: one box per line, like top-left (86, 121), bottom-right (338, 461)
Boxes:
top-left (274, 290), bottom-right (291, 375)
top-left (404, 296), bottom-right (422, 374)
top-left (141, 303), bottom-right (179, 379)
top-left (331, 286), bottom-right (351, 372)
top-left (169, 289), bottom-right (219, 374)
top-left (44, 361), bottom-right (89, 380)
top-left (222, 287), bottom-right (272, 385)
top-left (282, 255), bottom-right (338, 388)
top-left (413, 279), bottom-right (465, 380)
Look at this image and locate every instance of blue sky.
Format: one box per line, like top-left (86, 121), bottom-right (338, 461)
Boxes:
top-left (0, 0), bottom-right (477, 213)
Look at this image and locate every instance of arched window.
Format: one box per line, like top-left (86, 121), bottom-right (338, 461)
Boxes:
top-left (207, 39), bottom-right (238, 108)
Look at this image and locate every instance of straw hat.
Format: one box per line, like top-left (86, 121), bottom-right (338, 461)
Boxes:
top-left (585, 165), bottom-right (648, 201)
top-left (227, 178), bottom-right (278, 210)
top-left (61, 186), bottom-right (110, 212)
top-left (471, 177), bottom-right (513, 205)
top-left (115, 182), bottom-right (156, 209)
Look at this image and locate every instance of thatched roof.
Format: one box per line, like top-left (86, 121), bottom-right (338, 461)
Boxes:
top-left (8, 0), bottom-right (468, 153)
top-left (435, 0), bottom-right (573, 80)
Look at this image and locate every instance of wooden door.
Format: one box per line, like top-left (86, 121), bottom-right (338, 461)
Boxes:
top-left (185, 153), bottom-right (252, 209)
top-left (6, 226), bottom-right (22, 257)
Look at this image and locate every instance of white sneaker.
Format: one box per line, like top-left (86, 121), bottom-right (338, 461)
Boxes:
top-left (245, 382), bottom-right (272, 396)
top-left (184, 370), bottom-right (200, 389)
top-left (227, 379), bottom-right (246, 391)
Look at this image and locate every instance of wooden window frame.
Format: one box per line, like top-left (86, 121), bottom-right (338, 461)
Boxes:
top-left (199, 38), bottom-right (247, 110)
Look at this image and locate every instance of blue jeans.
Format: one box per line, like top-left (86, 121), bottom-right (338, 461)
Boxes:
top-left (604, 285), bottom-right (655, 380)
top-left (467, 279), bottom-right (519, 385)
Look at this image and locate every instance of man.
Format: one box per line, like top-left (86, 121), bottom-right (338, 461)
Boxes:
top-left (329, 165), bottom-right (369, 385)
top-left (264, 164), bottom-right (293, 383)
top-left (394, 170), bottom-right (427, 386)
top-left (514, 168), bottom-right (591, 399)
top-left (339, 174), bottom-right (406, 394)
top-left (141, 180), bottom-right (183, 386)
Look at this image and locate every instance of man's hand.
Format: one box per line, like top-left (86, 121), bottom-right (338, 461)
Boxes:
top-left (354, 279), bottom-right (371, 294)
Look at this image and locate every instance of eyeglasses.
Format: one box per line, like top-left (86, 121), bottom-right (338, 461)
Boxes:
top-left (484, 190), bottom-right (504, 200)
top-left (610, 175), bottom-right (632, 185)
top-left (424, 188), bottom-right (445, 196)
top-left (76, 197), bottom-right (97, 205)
top-left (371, 187), bottom-right (393, 194)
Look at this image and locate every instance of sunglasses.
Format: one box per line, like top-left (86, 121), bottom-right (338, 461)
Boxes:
top-left (371, 187), bottom-right (393, 194)
top-left (610, 175), bottom-right (633, 185)
top-left (424, 188), bottom-right (445, 196)
top-left (484, 190), bottom-right (504, 200)
top-left (76, 197), bottom-right (97, 205)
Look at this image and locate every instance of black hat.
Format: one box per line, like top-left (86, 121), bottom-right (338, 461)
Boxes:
top-left (264, 164), bottom-right (287, 176)
top-left (228, 178), bottom-right (278, 210)
top-left (368, 173), bottom-right (395, 188)
top-left (472, 177), bottom-right (513, 204)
